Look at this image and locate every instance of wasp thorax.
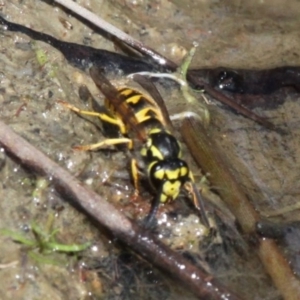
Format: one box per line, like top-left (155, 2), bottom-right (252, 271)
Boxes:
top-left (140, 129), bottom-right (182, 161)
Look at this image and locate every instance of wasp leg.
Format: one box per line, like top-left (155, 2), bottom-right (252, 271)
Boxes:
top-left (58, 100), bottom-right (126, 134)
top-left (143, 188), bottom-right (162, 228)
top-left (74, 138), bottom-right (133, 151)
top-left (130, 158), bottom-right (140, 195)
top-left (184, 181), bottom-right (210, 228)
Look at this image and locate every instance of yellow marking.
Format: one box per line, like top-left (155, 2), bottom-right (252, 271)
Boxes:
top-left (160, 193), bottom-right (168, 203)
top-left (74, 138), bottom-right (132, 151)
top-left (135, 107), bottom-right (152, 122)
top-left (165, 169), bottom-right (180, 180)
top-left (154, 168), bottom-right (165, 180)
top-left (162, 181), bottom-right (181, 200)
top-left (135, 107), bottom-right (165, 125)
top-left (126, 95), bottom-right (142, 105)
top-left (148, 128), bottom-right (161, 134)
top-left (99, 113), bottom-right (127, 134)
top-left (119, 89), bottom-right (133, 96)
top-left (119, 87), bottom-right (162, 109)
top-left (150, 145), bottom-right (164, 160)
top-left (180, 166), bottom-right (188, 177)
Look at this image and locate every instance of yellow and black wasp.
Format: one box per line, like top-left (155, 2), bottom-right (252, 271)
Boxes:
top-left (60, 66), bottom-right (209, 228)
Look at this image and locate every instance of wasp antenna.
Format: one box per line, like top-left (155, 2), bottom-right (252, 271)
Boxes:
top-left (143, 191), bottom-right (162, 229)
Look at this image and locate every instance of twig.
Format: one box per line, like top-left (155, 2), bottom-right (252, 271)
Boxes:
top-left (53, 0), bottom-right (174, 68)
top-left (0, 120), bottom-right (241, 300)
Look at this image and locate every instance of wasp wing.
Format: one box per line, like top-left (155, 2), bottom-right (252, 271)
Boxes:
top-left (89, 66), bottom-right (147, 141)
top-left (131, 74), bottom-right (174, 131)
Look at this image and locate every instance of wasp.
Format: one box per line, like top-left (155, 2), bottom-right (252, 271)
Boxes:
top-left (60, 66), bottom-right (209, 228)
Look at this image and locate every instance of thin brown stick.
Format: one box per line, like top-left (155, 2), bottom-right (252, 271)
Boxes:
top-left (53, 0), bottom-right (174, 68)
top-left (0, 120), bottom-right (241, 300)
top-left (181, 116), bottom-right (300, 300)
